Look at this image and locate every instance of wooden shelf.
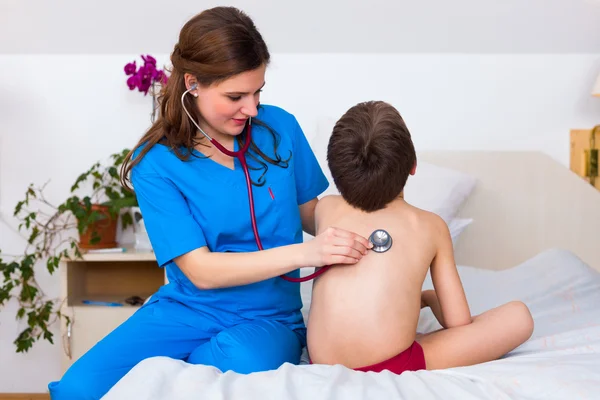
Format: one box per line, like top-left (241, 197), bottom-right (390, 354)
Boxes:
top-left (65, 259), bottom-right (162, 307)
top-left (60, 248), bottom-right (167, 373)
top-left (77, 247), bottom-right (156, 262)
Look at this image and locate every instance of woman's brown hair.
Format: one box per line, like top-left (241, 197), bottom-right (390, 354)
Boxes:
top-left (120, 6), bottom-right (289, 190)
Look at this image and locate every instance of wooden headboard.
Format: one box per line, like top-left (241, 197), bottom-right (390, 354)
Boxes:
top-left (419, 151), bottom-right (600, 272)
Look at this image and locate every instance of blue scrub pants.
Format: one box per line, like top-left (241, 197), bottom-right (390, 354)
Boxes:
top-left (48, 296), bottom-right (304, 400)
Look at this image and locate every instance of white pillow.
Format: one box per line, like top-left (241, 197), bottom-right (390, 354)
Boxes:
top-left (403, 162), bottom-right (477, 223)
top-left (311, 117), bottom-right (477, 223)
top-left (448, 217), bottom-right (473, 246)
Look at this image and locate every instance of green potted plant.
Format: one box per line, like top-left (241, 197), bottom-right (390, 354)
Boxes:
top-left (0, 148), bottom-right (136, 352)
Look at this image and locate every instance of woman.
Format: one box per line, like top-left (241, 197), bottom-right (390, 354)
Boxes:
top-left (48, 6), bottom-right (371, 400)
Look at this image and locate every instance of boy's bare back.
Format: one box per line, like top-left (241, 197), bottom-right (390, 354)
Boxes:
top-left (307, 101), bottom-right (532, 372)
top-left (307, 194), bottom-right (449, 367)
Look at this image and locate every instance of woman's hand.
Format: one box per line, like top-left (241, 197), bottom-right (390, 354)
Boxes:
top-left (301, 227), bottom-right (373, 267)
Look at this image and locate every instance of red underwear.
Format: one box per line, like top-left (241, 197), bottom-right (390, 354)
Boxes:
top-left (311, 341), bottom-right (426, 374)
top-left (354, 341), bottom-right (426, 373)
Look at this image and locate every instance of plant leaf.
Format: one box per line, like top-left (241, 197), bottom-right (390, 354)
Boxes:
top-left (14, 327), bottom-right (34, 353)
top-left (19, 283), bottom-right (38, 302)
top-left (28, 226), bottom-right (40, 244)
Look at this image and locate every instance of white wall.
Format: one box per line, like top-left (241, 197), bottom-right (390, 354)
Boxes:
top-left (0, 53), bottom-right (599, 392)
top-left (2, 0), bottom-right (600, 53)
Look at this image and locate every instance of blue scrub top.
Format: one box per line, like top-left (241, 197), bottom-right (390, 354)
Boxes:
top-left (131, 105), bottom-right (328, 329)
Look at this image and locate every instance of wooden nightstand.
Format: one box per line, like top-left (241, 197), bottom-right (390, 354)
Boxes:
top-left (59, 248), bottom-right (165, 373)
top-left (570, 127), bottom-right (600, 191)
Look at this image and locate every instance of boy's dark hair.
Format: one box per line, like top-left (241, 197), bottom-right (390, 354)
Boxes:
top-left (327, 101), bottom-right (416, 212)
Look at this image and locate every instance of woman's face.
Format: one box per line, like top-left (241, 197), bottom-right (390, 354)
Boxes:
top-left (186, 64), bottom-right (266, 140)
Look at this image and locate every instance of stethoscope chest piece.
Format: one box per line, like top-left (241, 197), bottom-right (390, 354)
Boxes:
top-left (369, 229), bottom-right (392, 253)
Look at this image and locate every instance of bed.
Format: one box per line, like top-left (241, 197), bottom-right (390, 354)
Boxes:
top-left (101, 151), bottom-right (600, 400)
top-left (420, 151), bottom-right (600, 272)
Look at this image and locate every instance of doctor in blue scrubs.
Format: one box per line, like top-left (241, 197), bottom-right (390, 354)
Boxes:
top-left (48, 6), bottom-right (371, 400)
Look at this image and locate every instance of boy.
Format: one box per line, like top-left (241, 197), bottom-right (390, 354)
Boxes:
top-left (307, 101), bottom-right (533, 373)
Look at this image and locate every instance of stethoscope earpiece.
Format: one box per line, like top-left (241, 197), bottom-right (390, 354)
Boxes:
top-left (190, 83), bottom-right (198, 97)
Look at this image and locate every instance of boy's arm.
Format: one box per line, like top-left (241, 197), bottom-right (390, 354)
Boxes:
top-left (421, 290), bottom-right (446, 328)
top-left (429, 215), bottom-right (472, 328)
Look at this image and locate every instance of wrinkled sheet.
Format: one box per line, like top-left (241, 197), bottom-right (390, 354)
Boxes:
top-left (103, 249), bottom-right (600, 400)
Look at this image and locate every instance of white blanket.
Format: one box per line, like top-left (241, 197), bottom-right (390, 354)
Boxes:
top-left (102, 249), bottom-right (600, 400)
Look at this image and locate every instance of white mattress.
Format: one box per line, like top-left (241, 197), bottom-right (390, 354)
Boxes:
top-left (102, 249), bottom-right (600, 400)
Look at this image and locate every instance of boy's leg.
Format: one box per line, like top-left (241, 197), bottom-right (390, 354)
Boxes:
top-left (49, 298), bottom-right (217, 400)
top-left (187, 319), bottom-right (303, 374)
top-left (416, 301), bottom-right (534, 370)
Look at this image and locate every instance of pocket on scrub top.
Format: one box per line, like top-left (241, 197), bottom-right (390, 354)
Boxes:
top-left (266, 170), bottom-right (301, 242)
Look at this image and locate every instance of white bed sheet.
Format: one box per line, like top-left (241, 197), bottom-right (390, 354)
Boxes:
top-left (102, 249), bottom-right (600, 400)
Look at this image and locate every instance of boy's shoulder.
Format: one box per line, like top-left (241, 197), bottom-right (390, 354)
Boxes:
top-left (408, 204), bottom-right (452, 246)
top-left (406, 200), bottom-right (447, 225)
top-left (319, 194), bottom-right (343, 203)
top-left (315, 194), bottom-right (343, 218)
top-left (317, 194), bottom-right (343, 207)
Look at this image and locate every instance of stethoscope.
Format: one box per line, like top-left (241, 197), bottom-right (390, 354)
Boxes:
top-left (181, 84), bottom-right (392, 283)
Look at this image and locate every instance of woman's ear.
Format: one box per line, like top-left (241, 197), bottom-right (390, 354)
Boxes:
top-left (184, 73), bottom-right (199, 97)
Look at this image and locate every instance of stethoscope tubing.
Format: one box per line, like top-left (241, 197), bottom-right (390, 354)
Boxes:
top-left (181, 87), bottom-right (329, 282)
